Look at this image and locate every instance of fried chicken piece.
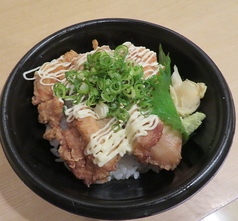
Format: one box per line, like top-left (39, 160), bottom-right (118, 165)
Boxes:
top-left (37, 96), bottom-right (63, 128)
top-left (32, 76), bottom-right (56, 105)
top-left (32, 50), bottom-right (79, 105)
top-left (133, 120), bottom-right (164, 163)
top-left (134, 123), bottom-right (182, 170)
top-left (75, 116), bottom-right (101, 144)
top-left (64, 50), bottom-right (79, 63)
top-left (58, 119), bottom-right (120, 186)
top-left (43, 126), bottom-right (63, 141)
top-left (59, 125), bottom-right (86, 168)
top-left (149, 124), bottom-right (182, 170)
top-left (92, 39), bottom-right (99, 50)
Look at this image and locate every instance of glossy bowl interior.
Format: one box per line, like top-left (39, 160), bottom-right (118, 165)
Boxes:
top-left (0, 18), bottom-right (235, 220)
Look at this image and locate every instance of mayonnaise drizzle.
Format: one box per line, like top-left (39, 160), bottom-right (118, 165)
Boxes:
top-left (65, 102), bottom-right (98, 122)
top-left (23, 55), bottom-right (72, 85)
top-left (85, 105), bottom-right (159, 167)
top-left (23, 66), bottom-right (41, 80)
top-left (123, 42), bottom-right (160, 78)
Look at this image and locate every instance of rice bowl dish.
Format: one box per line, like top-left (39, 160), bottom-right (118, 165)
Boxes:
top-left (0, 18), bottom-right (235, 219)
top-left (23, 40), bottom-right (207, 186)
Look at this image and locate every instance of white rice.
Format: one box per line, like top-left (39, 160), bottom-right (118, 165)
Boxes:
top-left (109, 154), bottom-right (160, 181)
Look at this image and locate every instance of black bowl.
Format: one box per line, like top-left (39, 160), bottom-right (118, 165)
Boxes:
top-left (0, 18), bottom-right (235, 220)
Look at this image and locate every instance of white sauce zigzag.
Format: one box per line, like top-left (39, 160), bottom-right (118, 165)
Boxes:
top-left (85, 105), bottom-right (159, 167)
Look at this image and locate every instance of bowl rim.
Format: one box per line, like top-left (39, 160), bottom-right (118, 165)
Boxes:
top-left (0, 18), bottom-right (236, 220)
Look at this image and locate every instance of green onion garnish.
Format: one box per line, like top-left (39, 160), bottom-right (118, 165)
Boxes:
top-left (54, 45), bottom-right (155, 122)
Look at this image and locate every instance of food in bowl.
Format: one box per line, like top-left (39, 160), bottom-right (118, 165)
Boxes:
top-left (24, 39), bottom-right (207, 186)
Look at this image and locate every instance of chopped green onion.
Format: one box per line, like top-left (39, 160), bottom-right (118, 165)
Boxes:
top-left (134, 83), bottom-right (145, 98)
top-left (122, 85), bottom-right (136, 99)
top-left (78, 82), bottom-right (89, 94)
top-left (53, 44), bottom-right (158, 125)
top-left (109, 101), bottom-right (120, 110)
top-left (53, 83), bottom-right (67, 98)
top-left (109, 81), bottom-right (122, 94)
top-left (114, 45), bottom-right (128, 59)
top-left (99, 52), bottom-right (113, 68)
top-left (101, 91), bottom-right (116, 102)
top-left (112, 123), bottom-right (121, 132)
top-left (65, 71), bottom-right (78, 84)
top-left (116, 108), bottom-right (130, 122)
top-left (86, 94), bottom-right (97, 106)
